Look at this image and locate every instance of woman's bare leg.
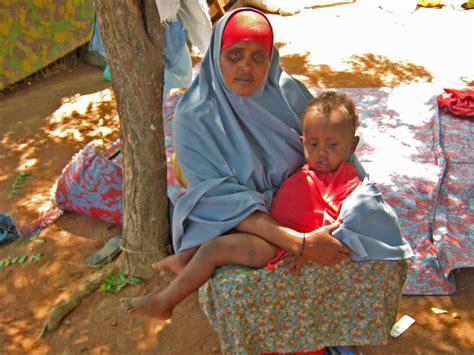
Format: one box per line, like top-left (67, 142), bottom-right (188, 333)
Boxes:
top-left (152, 247), bottom-right (198, 274)
top-left (121, 233), bottom-right (278, 320)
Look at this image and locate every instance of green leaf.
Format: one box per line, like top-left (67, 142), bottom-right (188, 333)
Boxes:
top-left (115, 283), bottom-right (127, 292)
top-left (8, 171), bottom-right (32, 199)
top-left (29, 253), bottom-right (43, 263)
top-left (28, 233), bottom-right (39, 240)
top-left (128, 276), bottom-right (144, 284)
top-left (18, 255), bottom-right (27, 264)
top-left (99, 269), bottom-right (148, 294)
top-left (10, 256), bottom-right (19, 264)
top-left (32, 239), bottom-right (45, 244)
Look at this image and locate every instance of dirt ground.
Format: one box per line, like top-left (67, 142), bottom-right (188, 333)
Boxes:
top-left (1, 2), bottom-right (473, 354)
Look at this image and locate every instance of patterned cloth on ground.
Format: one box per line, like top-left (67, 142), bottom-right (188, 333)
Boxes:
top-left (55, 143), bottom-right (122, 225)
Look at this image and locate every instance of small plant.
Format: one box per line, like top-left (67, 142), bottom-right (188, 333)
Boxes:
top-left (8, 171), bottom-right (32, 199)
top-left (0, 253), bottom-right (43, 270)
top-left (99, 268), bottom-right (144, 294)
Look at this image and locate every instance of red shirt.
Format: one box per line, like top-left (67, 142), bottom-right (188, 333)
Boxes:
top-left (270, 162), bottom-right (362, 233)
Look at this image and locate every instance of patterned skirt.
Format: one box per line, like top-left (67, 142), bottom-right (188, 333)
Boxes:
top-left (199, 260), bottom-right (407, 354)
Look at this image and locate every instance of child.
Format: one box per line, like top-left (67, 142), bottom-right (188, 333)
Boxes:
top-left (121, 91), bottom-right (412, 321)
top-left (265, 91), bottom-right (413, 272)
top-left (264, 90), bottom-right (363, 271)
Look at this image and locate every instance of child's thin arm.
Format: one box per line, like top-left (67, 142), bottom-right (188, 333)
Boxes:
top-left (235, 211), bottom-right (303, 254)
top-left (236, 211), bottom-right (350, 265)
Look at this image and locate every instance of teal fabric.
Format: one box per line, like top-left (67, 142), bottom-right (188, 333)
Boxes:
top-left (333, 179), bottom-right (414, 261)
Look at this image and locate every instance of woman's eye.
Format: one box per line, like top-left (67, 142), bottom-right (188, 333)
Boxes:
top-left (253, 52), bottom-right (268, 63)
top-left (228, 51), bottom-right (242, 60)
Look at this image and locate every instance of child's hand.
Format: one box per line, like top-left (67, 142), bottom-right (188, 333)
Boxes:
top-left (275, 252), bottom-right (306, 276)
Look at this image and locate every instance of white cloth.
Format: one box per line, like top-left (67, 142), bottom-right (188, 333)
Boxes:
top-left (155, 0), bottom-right (212, 54)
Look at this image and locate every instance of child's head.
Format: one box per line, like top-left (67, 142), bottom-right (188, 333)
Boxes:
top-left (301, 91), bottom-right (359, 173)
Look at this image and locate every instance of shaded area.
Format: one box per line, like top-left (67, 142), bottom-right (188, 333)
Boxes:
top-left (0, 63), bottom-right (119, 225)
top-left (280, 52), bottom-right (433, 88)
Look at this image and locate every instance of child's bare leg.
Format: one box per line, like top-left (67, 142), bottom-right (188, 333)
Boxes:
top-left (121, 233), bottom-right (278, 320)
top-left (152, 247), bottom-right (198, 274)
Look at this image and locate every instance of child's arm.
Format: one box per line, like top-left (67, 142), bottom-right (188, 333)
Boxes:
top-left (236, 212), bottom-right (350, 265)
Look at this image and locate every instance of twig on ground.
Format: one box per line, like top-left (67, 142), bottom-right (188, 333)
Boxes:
top-left (40, 263), bottom-right (115, 337)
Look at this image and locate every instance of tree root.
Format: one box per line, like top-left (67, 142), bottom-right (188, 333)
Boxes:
top-left (40, 263), bottom-right (115, 337)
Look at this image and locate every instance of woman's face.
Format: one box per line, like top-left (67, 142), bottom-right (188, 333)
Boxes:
top-left (220, 41), bottom-right (270, 96)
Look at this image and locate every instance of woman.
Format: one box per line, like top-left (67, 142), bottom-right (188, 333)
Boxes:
top-left (125, 7), bottom-right (407, 353)
top-left (169, 8), bottom-right (351, 267)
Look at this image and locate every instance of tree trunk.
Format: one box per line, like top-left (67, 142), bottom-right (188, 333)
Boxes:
top-left (96, 0), bottom-right (169, 277)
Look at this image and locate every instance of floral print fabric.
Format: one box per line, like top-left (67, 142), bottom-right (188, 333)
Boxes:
top-left (199, 260), bottom-right (407, 354)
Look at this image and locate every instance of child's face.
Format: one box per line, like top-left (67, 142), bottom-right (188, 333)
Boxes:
top-left (301, 108), bottom-right (359, 173)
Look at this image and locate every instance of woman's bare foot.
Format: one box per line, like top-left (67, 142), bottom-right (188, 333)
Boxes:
top-left (120, 293), bottom-right (173, 320)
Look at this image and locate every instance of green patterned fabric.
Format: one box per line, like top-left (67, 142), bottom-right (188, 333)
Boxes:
top-left (0, 0), bottom-right (94, 90)
top-left (199, 260), bottom-right (407, 354)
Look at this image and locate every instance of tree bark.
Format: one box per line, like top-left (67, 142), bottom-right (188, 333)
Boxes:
top-left (96, 0), bottom-right (169, 277)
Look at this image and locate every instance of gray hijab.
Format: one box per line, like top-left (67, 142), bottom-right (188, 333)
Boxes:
top-left (171, 8), bottom-right (312, 252)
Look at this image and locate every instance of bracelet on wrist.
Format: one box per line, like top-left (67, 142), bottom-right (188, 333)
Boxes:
top-left (299, 233), bottom-right (306, 256)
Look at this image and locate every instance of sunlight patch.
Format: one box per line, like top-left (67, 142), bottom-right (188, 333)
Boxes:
top-left (44, 88), bottom-right (119, 143)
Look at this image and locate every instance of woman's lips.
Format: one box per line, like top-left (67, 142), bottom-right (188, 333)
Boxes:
top-left (234, 75), bottom-right (254, 84)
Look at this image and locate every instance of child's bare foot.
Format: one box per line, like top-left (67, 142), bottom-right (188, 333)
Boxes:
top-left (152, 254), bottom-right (186, 274)
top-left (120, 293), bottom-right (173, 320)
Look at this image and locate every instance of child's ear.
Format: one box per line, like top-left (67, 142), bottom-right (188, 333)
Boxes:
top-left (351, 136), bottom-right (360, 152)
top-left (300, 136), bottom-right (304, 144)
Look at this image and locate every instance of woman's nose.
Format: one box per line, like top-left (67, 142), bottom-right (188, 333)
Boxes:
top-left (239, 56), bottom-right (252, 70)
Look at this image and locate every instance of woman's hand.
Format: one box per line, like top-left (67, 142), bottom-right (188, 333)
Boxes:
top-left (300, 220), bottom-right (351, 266)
